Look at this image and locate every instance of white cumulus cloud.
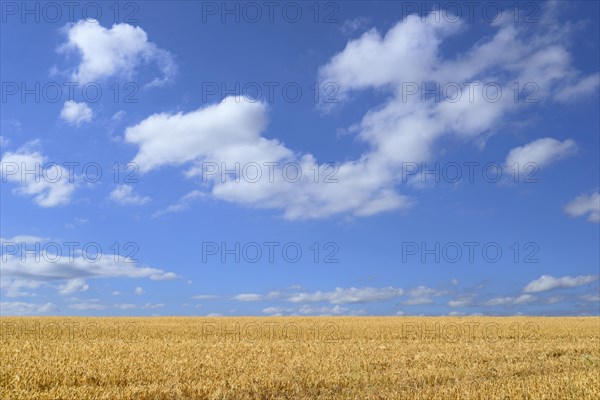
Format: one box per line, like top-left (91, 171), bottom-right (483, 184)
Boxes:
top-left (109, 184), bottom-right (151, 205)
top-left (565, 192), bottom-right (600, 223)
top-left (523, 274), bottom-right (599, 293)
top-left (58, 19), bottom-right (176, 86)
top-left (60, 100), bottom-right (93, 126)
top-left (287, 286), bottom-right (404, 304)
top-left (0, 301), bottom-right (58, 315)
top-left (484, 294), bottom-right (537, 306)
top-left (505, 138), bottom-right (576, 173)
top-left (0, 143), bottom-right (76, 207)
top-left (122, 7), bottom-right (597, 220)
top-left (58, 278), bottom-right (89, 295)
top-left (1, 238), bottom-right (176, 299)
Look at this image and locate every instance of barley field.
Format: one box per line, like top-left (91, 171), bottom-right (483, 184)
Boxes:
top-left (1, 317), bottom-right (598, 399)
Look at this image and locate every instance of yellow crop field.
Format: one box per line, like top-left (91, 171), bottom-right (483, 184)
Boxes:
top-left (1, 317), bottom-right (598, 399)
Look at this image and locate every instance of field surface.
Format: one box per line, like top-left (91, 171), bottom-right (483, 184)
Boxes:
top-left (1, 317), bottom-right (599, 399)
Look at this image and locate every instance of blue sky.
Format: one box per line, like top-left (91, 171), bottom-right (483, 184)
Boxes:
top-left (1, 0), bottom-right (599, 316)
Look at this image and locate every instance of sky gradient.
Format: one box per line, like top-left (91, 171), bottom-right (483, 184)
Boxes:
top-left (1, 0), bottom-right (599, 317)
